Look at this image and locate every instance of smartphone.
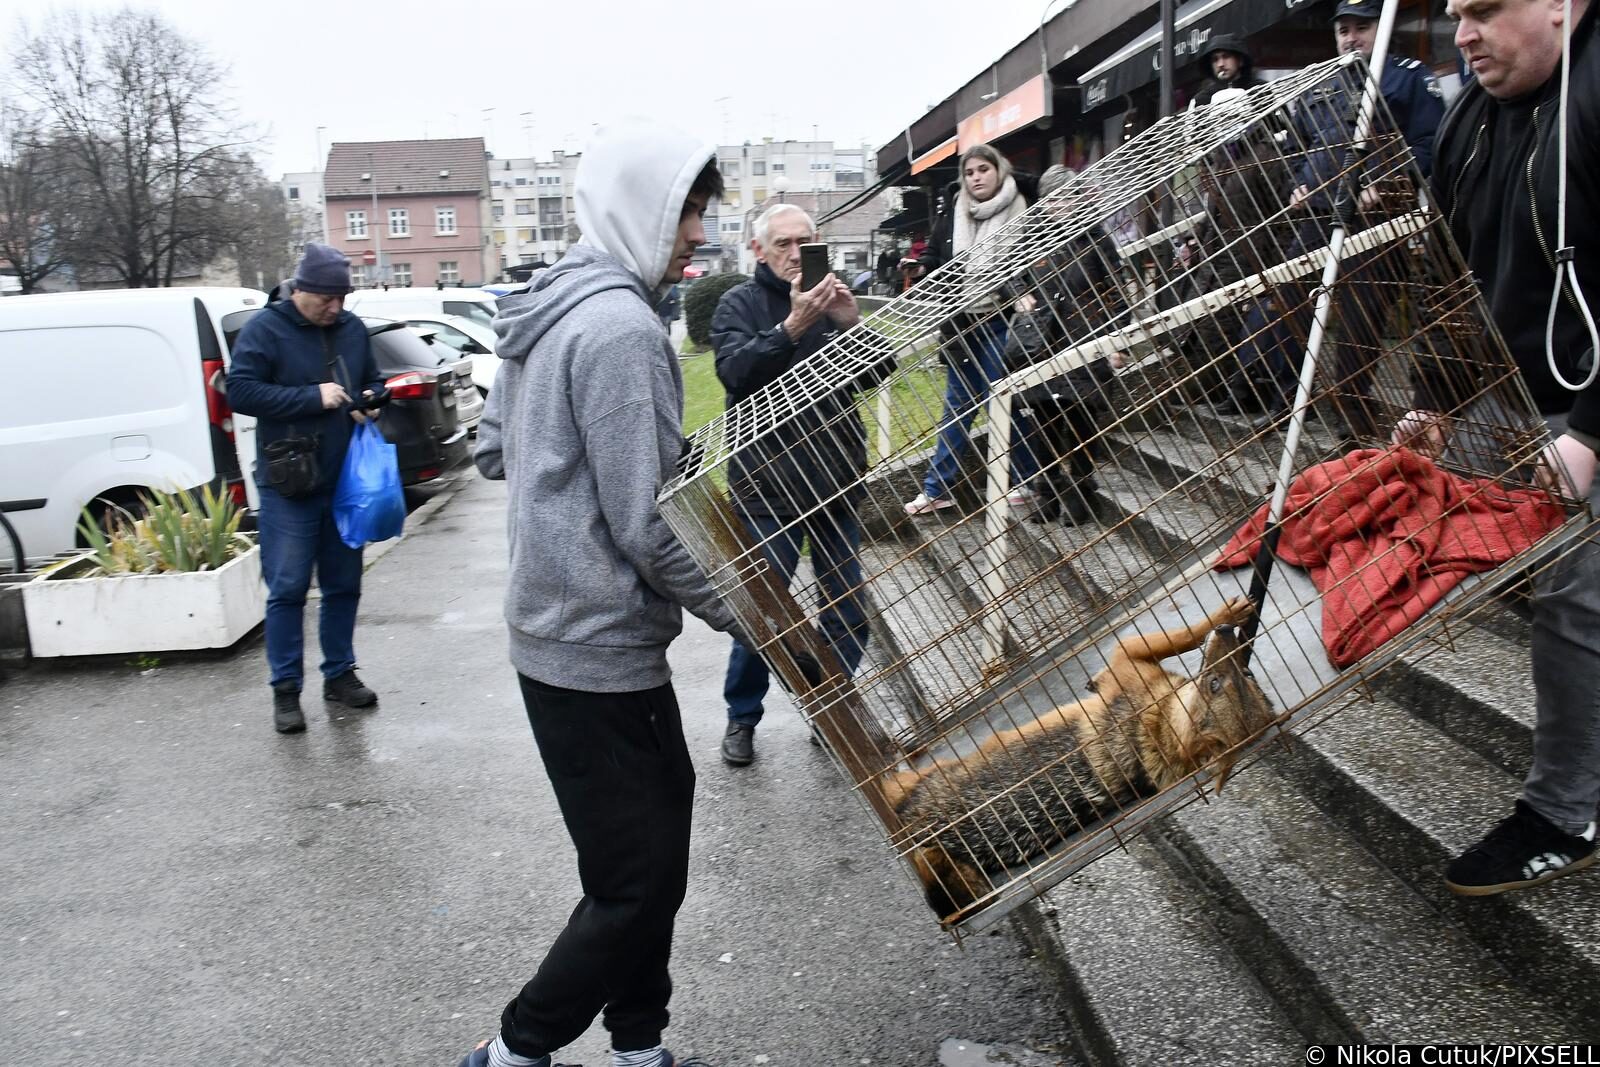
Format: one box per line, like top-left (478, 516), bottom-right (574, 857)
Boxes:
top-left (799, 243), bottom-right (831, 291)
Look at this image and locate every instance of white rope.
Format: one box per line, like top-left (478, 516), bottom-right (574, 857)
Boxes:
top-left (1545, 0), bottom-right (1600, 392)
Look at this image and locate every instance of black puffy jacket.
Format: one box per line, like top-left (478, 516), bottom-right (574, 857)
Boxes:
top-left (711, 263), bottom-right (869, 518)
top-left (1426, 1), bottom-right (1600, 438)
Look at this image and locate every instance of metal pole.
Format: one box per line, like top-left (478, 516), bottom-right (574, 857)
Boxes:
top-left (369, 152), bottom-right (382, 285)
top-left (1239, 0), bottom-right (1404, 659)
top-left (1159, 0), bottom-right (1175, 120)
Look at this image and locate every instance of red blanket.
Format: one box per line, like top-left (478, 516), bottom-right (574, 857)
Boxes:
top-left (1215, 448), bottom-right (1562, 667)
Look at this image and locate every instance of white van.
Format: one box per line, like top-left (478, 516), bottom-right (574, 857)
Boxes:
top-left (0, 287), bottom-right (267, 564)
top-left (344, 286), bottom-right (499, 333)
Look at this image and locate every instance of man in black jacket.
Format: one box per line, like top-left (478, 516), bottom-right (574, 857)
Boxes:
top-left (1421, 0), bottom-right (1600, 895)
top-left (1192, 34), bottom-right (1266, 107)
top-left (711, 203), bottom-right (869, 766)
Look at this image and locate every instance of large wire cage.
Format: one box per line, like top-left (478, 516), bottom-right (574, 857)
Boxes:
top-left (659, 55), bottom-right (1596, 931)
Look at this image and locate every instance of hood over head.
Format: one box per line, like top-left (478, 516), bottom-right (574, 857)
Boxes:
top-left (573, 117), bottom-right (716, 291)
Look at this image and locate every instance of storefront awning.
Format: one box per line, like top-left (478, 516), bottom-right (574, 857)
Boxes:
top-left (1077, 0), bottom-right (1320, 111)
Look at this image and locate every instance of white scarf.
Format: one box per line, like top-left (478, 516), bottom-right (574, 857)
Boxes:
top-left (952, 174), bottom-right (1026, 312)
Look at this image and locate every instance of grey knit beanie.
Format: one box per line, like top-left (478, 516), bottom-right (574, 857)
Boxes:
top-left (292, 243), bottom-right (353, 295)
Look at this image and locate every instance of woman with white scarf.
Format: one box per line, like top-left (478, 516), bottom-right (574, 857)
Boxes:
top-left (904, 144), bottom-right (1040, 515)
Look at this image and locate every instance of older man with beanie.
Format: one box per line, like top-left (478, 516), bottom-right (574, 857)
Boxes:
top-left (227, 243), bottom-right (386, 734)
top-left (465, 118), bottom-right (741, 1067)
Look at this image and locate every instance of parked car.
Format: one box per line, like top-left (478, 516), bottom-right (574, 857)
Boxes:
top-left (401, 313), bottom-right (500, 394)
top-left (344, 286), bottom-right (498, 333)
top-left (0, 287), bottom-right (264, 564)
top-left (373, 320), bottom-right (484, 434)
top-left (353, 319), bottom-right (472, 485)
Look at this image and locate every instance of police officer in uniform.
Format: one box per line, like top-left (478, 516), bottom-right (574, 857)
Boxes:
top-left (1221, 0), bottom-right (1444, 435)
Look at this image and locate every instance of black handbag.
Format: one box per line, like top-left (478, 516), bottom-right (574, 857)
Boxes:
top-left (263, 434), bottom-right (322, 498)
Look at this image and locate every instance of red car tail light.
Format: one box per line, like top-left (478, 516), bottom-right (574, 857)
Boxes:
top-left (386, 371), bottom-right (437, 400)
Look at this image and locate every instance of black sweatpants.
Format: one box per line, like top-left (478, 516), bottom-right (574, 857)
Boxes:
top-left (501, 674), bottom-right (696, 1057)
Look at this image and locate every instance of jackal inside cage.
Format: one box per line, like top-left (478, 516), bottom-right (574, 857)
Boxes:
top-left (659, 55), bottom-right (1594, 930)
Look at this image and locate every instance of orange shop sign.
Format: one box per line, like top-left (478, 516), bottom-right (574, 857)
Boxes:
top-left (956, 75), bottom-right (1052, 152)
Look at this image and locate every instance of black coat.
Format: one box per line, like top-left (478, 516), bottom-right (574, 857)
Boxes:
top-left (711, 263), bottom-right (868, 518)
top-left (1426, 0), bottom-right (1600, 437)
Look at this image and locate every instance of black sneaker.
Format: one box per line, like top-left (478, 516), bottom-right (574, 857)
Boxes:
top-left (273, 685), bottom-right (306, 734)
top-left (1445, 799), bottom-right (1598, 897)
top-left (720, 723), bottom-right (755, 766)
top-left (323, 670), bottom-right (378, 708)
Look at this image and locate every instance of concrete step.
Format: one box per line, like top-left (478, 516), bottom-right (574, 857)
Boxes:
top-left (1274, 690), bottom-right (1600, 1032)
top-left (1012, 841), bottom-right (1306, 1067)
top-left (1152, 762), bottom-right (1577, 1042)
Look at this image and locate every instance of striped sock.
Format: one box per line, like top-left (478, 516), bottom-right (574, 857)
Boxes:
top-left (613, 1046), bottom-right (667, 1067)
top-left (487, 1035), bottom-right (547, 1067)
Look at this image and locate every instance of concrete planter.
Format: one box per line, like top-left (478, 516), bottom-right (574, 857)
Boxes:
top-left (22, 545), bottom-right (265, 657)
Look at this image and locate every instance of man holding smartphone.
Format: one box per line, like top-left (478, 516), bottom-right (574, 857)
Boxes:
top-left (710, 202), bottom-right (869, 765)
top-left (228, 243), bottom-right (386, 734)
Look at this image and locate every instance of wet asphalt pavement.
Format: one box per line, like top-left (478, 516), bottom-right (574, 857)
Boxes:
top-left (1, 470), bottom-right (1073, 1066)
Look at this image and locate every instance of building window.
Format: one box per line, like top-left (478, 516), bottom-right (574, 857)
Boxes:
top-left (753, 188), bottom-right (766, 203)
top-left (519, 254), bottom-right (539, 264)
top-left (722, 194), bottom-right (740, 209)
top-left (518, 228), bottom-right (533, 242)
top-left (438, 261), bottom-right (460, 284)
top-left (721, 220), bottom-right (743, 233)
top-left (350, 265), bottom-right (367, 287)
top-left (391, 262), bottom-right (412, 287)
top-left (346, 210), bottom-right (367, 239)
top-left (515, 176), bottom-right (528, 185)
top-left (492, 204), bottom-right (505, 221)
top-left (287, 185), bottom-right (300, 201)
top-left (752, 161), bottom-right (766, 176)
top-left (540, 226), bottom-right (563, 241)
top-left (435, 206), bottom-right (457, 235)
top-left (771, 161), bottom-right (785, 172)
top-left (538, 203), bottom-right (563, 225)
top-left (515, 201), bottom-right (534, 215)
top-left (388, 209), bottom-right (409, 237)
top-left (720, 160), bottom-right (740, 177)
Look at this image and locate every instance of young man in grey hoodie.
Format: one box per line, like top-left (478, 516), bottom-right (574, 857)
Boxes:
top-left (463, 119), bottom-right (739, 1067)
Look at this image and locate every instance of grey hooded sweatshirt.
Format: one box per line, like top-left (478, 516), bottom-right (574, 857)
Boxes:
top-left (475, 119), bottom-right (736, 691)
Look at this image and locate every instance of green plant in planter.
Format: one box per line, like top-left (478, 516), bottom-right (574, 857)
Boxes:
top-left (74, 486), bottom-right (254, 578)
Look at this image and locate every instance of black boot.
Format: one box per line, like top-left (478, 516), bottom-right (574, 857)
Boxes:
top-left (324, 670), bottom-right (378, 708)
top-left (273, 685), bottom-right (306, 734)
top-left (720, 722), bottom-right (755, 766)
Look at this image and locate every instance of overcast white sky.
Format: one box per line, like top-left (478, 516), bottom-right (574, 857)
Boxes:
top-left (3, 1), bottom-right (1048, 176)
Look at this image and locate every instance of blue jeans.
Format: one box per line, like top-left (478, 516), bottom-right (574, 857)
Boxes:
top-left (922, 319), bottom-right (1040, 500)
top-left (725, 508), bottom-right (869, 726)
top-left (257, 485), bottom-right (365, 690)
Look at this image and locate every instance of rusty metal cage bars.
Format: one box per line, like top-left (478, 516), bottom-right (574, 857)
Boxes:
top-left (660, 54), bottom-right (1596, 932)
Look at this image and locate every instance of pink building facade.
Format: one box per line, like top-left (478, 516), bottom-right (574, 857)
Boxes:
top-left (323, 138), bottom-right (495, 289)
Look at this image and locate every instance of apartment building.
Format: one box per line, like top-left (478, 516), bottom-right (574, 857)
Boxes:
top-left (487, 151), bottom-right (582, 273)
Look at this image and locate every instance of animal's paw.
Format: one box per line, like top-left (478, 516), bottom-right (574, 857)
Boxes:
top-left (1217, 595), bottom-right (1256, 629)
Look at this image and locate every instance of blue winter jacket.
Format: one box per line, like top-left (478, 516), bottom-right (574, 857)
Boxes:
top-left (227, 299), bottom-right (384, 494)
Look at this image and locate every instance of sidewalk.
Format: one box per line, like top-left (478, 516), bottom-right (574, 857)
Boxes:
top-left (1, 471), bottom-right (1073, 1066)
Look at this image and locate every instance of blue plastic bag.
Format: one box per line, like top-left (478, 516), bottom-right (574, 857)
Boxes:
top-left (333, 421), bottom-right (406, 549)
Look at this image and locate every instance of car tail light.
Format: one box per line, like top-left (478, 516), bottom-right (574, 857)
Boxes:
top-left (386, 371), bottom-right (438, 400)
top-left (202, 359), bottom-right (234, 434)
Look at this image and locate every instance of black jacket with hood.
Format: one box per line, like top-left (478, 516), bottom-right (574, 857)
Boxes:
top-left (711, 262), bottom-right (869, 519)
top-left (1427, 0), bottom-right (1600, 441)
